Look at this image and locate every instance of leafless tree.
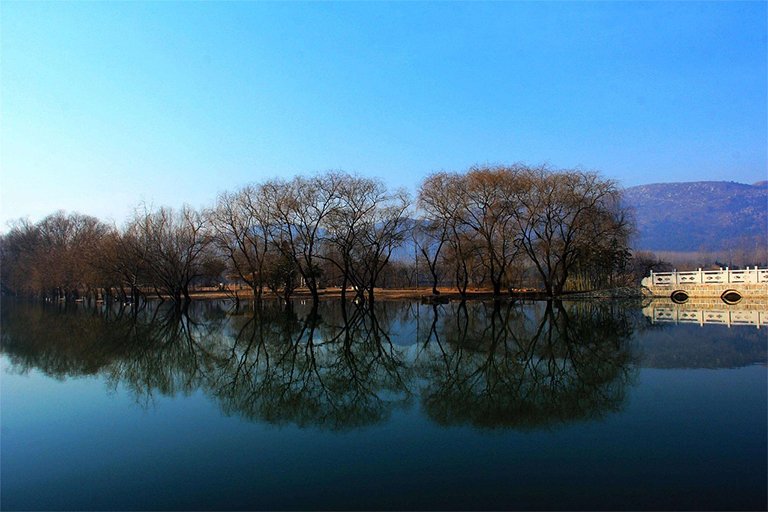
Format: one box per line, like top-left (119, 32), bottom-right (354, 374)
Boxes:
top-left (127, 205), bottom-right (213, 307)
top-left (322, 174), bottom-right (386, 301)
top-left (418, 165), bottom-right (632, 296)
top-left (419, 172), bottom-right (477, 296)
top-left (262, 173), bottom-right (345, 304)
top-left (347, 188), bottom-right (411, 303)
top-left (208, 186), bottom-right (273, 301)
top-left (0, 212), bottom-right (111, 301)
top-left (412, 220), bottom-right (447, 295)
top-left (0, 219), bottom-right (44, 297)
top-left (456, 165), bottom-right (525, 296)
top-left (514, 168), bottom-right (629, 296)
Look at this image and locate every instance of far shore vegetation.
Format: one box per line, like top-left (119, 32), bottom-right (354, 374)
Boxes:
top-left (2, 164), bottom-right (765, 310)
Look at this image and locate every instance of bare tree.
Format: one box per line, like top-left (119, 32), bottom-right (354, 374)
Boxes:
top-left (456, 165), bottom-right (524, 296)
top-left (0, 219), bottom-right (44, 297)
top-left (262, 173), bottom-right (345, 305)
top-left (419, 172), bottom-right (476, 297)
top-left (323, 174), bottom-right (384, 301)
top-left (412, 218), bottom-right (449, 295)
top-left (128, 205), bottom-right (213, 307)
top-left (514, 168), bottom-right (629, 296)
top-left (347, 188), bottom-right (411, 304)
top-left (569, 193), bottom-right (634, 289)
top-left (208, 186), bottom-right (273, 301)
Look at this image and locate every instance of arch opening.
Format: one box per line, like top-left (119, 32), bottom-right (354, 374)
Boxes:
top-left (721, 290), bottom-right (742, 305)
top-left (670, 290), bottom-right (689, 304)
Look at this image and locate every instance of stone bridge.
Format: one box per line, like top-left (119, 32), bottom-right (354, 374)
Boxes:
top-left (641, 267), bottom-right (768, 304)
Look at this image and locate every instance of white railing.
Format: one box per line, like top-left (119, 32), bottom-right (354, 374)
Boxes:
top-left (648, 267), bottom-right (768, 286)
top-left (644, 306), bottom-right (767, 328)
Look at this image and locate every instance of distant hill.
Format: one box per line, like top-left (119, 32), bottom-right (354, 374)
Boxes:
top-left (622, 181), bottom-right (768, 252)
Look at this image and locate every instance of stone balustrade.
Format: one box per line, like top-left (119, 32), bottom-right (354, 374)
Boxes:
top-left (641, 267), bottom-right (768, 301)
top-left (645, 267), bottom-right (768, 286)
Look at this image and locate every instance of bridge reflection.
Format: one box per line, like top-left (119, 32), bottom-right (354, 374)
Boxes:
top-left (643, 299), bottom-right (768, 328)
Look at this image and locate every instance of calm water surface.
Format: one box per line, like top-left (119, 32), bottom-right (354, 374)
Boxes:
top-left (1, 299), bottom-right (766, 510)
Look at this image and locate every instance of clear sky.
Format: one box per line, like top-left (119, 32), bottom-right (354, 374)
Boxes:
top-left (1, 1), bottom-right (766, 229)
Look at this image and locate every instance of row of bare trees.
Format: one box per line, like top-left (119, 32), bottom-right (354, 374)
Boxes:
top-left (0, 165), bottom-right (632, 305)
top-left (417, 165), bottom-right (632, 296)
top-left (208, 172), bottom-right (410, 305)
top-left (0, 207), bottom-right (221, 307)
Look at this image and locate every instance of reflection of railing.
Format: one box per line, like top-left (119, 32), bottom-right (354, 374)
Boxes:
top-left (648, 267), bottom-right (768, 286)
top-left (644, 305), bottom-right (768, 328)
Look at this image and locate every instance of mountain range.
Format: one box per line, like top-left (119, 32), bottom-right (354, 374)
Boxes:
top-left (622, 180), bottom-right (767, 252)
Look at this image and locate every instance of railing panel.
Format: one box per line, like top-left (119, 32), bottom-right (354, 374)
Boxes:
top-left (676, 272), bottom-right (700, 284)
top-left (702, 310), bottom-right (729, 324)
top-left (653, 273), bottom-right (674, 285)
top-left (730, 311), bottom-right (759, 325)
top-left (728, 271), bottom-right (746, 283)
top-left (676, 310), bottom-right (702, 323)
top-left (653, 308), bottom-right (675, 321)
top-left (703, 272), bottom-right (724, 283)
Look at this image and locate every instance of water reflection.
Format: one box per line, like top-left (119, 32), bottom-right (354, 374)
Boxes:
top-left (638, 298), bottom-right (768, 369)
top-left (643, 298), bottom-right (768, 328)
top-left (209, 303), bottom-right (412, 429)
top-left (2, 298), bottom-right (762, 430)
top-left (415, 301), bottom-right (636, 428)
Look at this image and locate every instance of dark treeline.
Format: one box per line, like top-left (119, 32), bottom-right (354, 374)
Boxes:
top-left (1, 164), bottom-right (638, 306)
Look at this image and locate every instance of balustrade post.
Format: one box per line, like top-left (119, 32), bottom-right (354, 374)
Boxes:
top-left (725, 266), bottom-right (730, 283)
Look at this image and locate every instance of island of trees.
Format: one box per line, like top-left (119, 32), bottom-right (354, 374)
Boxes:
top-left (1, 164), bottom-right (636, 308)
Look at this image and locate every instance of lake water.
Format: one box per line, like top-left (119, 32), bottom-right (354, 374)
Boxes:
top-left (1, 299), bottom-right (766, 510)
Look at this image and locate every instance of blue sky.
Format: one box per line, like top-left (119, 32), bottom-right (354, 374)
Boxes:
top-left (1, 1), bottom-right (766, 229)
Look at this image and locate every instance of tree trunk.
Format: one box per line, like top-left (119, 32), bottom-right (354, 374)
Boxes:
top-left (340, 274), bottom-right (348, 302)
top-left (306, 277), bottom-right (320, 305)
top-left (429, 262), bottom-right (440, 295)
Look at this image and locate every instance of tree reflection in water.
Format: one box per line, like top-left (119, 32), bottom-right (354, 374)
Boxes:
top-left (0, 302), bottom-right (230, 406)
top-left (416, 301), bottom-right (637, 428)
top-left (209, 301), bottom-right (413, 429)
top-left (1, 299), bottom-right (639, 429)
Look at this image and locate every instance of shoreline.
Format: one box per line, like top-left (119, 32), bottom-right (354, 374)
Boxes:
top-left (139, 286), bottom-right (645, 302)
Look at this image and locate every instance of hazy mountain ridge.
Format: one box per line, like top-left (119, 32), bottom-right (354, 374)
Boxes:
top-left (622, 181), bottom-right (768, 252)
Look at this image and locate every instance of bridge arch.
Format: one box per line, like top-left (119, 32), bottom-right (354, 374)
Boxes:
top-left (721, 290), bottom-right (743, 305)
